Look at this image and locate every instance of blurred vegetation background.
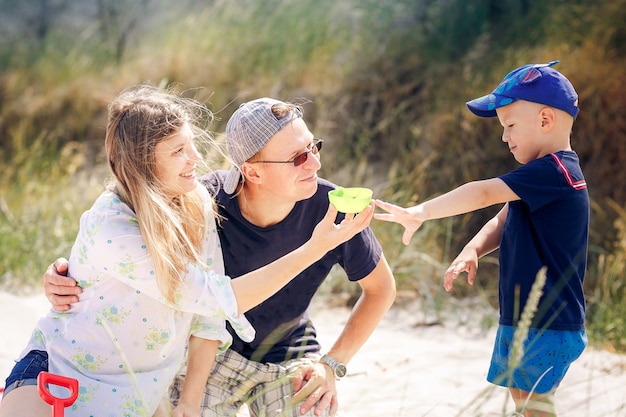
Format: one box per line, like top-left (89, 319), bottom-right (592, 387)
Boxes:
top-left (0, 0), bottom-right (625, 352)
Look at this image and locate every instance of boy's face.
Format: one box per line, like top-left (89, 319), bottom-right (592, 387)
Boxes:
top-left (496, 100), bottom-right (547, 164)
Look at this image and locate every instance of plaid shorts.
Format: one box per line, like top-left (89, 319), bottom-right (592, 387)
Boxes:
top-left (169, 349), bottom-right (329, 417)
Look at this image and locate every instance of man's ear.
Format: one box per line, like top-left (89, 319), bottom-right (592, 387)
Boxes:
top-left (241, 162), bottom-right (263, 185)
top-left (540, 107), bottom-right (556, 131)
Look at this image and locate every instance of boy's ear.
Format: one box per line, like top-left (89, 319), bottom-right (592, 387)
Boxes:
top-left (539, 107), bottom-right (556, 131)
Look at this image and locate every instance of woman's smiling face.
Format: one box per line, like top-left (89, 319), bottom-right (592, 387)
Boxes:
top-left (154, 123), bottom-right (202, 198)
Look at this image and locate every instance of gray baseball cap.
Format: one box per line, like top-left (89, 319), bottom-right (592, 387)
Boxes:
top-left (223, 98), bottom-right (303, 194)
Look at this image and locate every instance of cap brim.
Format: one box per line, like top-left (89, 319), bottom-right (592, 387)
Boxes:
top-left (223, 165), bottom-right (241, 195)
top-left (466, 94), bottom-right (519, 118)
top-left (466, 95), bottom-right (498, 118)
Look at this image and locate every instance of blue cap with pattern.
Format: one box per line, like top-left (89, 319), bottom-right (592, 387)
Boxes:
top-left (223, 98), bottom-right (303, 194)
top-left (466, 60), bottom-right (579, 119)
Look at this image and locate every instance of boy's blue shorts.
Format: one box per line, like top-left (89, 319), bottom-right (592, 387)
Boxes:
top-left (487, 325), bottom-right (587, 394)
top-left (2, 350), bottom-right (48, 397)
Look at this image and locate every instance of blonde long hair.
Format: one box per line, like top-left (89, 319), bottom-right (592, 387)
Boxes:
top-left (105, 85), bottom-right (214, 305)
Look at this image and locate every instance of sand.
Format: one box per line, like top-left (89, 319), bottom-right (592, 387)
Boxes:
top-left (1, 292), bottom-right (625, 416)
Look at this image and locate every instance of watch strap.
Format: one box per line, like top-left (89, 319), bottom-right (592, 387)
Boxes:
top-left (320, 354), bottom-right (347, 378)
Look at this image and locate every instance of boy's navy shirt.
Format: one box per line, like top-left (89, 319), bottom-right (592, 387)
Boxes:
top-left (498, 150), bottom-right (589, 331)
top-left (201, 171), bottom-right (382, 363)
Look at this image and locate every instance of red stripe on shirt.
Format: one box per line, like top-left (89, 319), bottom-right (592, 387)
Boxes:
top-left (550, 153), bottom-right (587, 190)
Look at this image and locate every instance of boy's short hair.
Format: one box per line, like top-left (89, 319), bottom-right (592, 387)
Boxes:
top-left (466, 60), bottom-right (579, 119)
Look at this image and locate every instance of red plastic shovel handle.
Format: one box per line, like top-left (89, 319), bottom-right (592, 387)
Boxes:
top-left (37, 372), bottom-right (79, 417)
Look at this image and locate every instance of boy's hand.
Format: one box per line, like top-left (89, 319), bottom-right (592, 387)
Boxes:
top-left (43, 258), bottom-right (82, 311)
top-left (373, 199), bottom-right (424, 245)
top-left (443, 247), bottom-right (479, 291)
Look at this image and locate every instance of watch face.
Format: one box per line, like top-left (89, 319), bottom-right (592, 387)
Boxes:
top-left (321, 355), bottom-right (347, 378)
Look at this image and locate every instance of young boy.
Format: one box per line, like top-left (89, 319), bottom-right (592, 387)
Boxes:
top-left (375, 61), bottom-right (588, 417)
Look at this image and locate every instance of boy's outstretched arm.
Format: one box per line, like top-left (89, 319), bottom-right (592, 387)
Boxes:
top-left (375, 178), bottom-right (518, 245)
top-left (444, 204), bottom-right (508, 291)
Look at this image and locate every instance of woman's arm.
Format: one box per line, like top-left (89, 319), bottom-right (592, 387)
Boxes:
top-left (172, 336), bottom-right (218, 417)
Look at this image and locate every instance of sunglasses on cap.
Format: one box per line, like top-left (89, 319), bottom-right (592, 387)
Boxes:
top-left (250, 139), bottom-right (323, 167)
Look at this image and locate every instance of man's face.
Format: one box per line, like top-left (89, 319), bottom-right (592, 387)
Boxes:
top-left (249, 117), bottom-right (321, 203)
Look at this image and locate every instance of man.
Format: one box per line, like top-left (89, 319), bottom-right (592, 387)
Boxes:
top-left (44, 98), bottom-right (396, 416)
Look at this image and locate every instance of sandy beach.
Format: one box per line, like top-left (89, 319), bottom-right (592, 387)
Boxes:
top-left (311, 300), bottom-right (626, 417)
top-left (1, 291), bottom-right (625, 416)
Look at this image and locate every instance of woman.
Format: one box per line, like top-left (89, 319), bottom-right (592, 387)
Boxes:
top-left (0, 86), bottom-right (373, 417)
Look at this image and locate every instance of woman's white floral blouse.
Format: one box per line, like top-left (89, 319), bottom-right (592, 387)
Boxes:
top-left (19, 190), bottom-right (254, 416)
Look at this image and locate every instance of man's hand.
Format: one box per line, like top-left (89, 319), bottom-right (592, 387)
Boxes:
top-left (291, 362), bottom-right (338, 416)
top-left (43, 258), bottom-right (81, 312)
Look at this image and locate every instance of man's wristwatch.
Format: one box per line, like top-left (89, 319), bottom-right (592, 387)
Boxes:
top-left (320, 354), bottom-right (347, 378)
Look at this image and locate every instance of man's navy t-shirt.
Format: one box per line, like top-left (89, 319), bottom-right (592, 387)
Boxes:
top-left (201, 171), bottom-right (382, 363)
